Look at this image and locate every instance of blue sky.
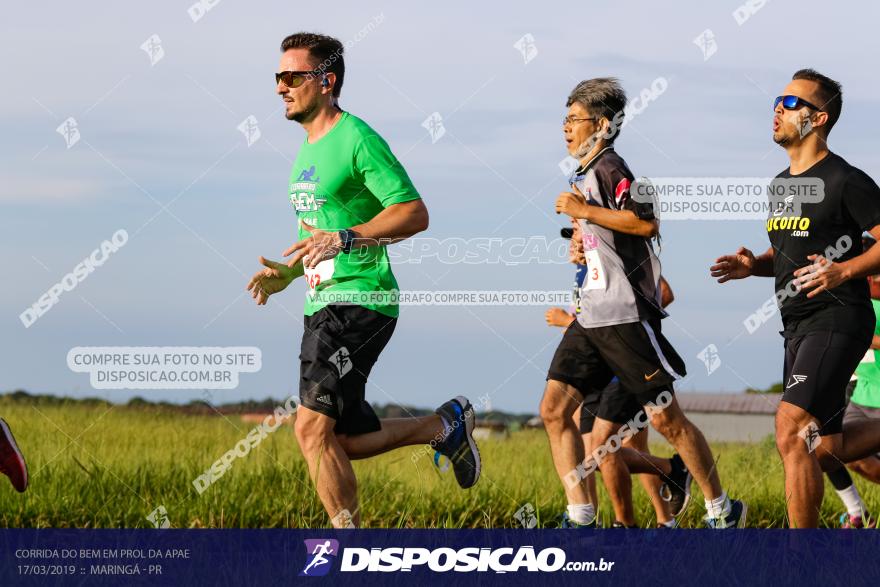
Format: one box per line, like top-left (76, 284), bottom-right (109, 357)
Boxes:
top-left (3, 1), bottom-right (880, 412)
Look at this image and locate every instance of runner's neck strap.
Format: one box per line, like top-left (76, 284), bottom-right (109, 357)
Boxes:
top-left (574, 146), bottom-right (614, 176)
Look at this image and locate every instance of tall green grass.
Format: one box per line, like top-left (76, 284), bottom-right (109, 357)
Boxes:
top-left (1, 401), bottom-right (878, 528)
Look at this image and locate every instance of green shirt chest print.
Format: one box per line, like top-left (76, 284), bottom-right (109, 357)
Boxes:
top-left (288, 112), bottom-right (421, 318)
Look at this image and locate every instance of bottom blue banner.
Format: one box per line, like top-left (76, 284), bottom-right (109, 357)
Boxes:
top-left (1, 529), bottom-right (878, 585)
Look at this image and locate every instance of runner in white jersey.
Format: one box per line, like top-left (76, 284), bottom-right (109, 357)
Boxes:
top-left (542, 78), bottom-right (745, 528)
top-left (548, 225), bottom-right (687, 527)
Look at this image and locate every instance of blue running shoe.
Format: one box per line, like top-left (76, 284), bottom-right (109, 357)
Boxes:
top-left (434, 396), bottom-right (481, 489)
top-left (704, 499), bottom-right (747, 529)
top-left (561, 512), bottom-right (598, 528)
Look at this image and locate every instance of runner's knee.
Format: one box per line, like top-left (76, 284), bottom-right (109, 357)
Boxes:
top-left (774, 424), bottom-right (807, 458)
top-left (540, 382), bottom-right (576, 426)
top-left (649, 407), bottom-right (682, 441)
top-left (623, 427), bottom-right (649, 451)
top-left (774, 405), bottom-right (816, 458)
top-left (294, 408), bottom-right (335, 452)
top-left (589, 419), bottom-right (616, 446)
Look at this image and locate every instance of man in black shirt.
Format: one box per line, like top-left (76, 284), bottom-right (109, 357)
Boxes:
top-left (711, 69), bottom-right (880, 527)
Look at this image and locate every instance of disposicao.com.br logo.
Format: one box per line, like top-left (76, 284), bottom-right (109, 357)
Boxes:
top-left (300, 539), bottom-right (340, 576)
top-left (299, 540), bottom-right (612, 575)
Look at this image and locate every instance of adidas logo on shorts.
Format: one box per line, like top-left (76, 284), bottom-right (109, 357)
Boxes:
top-left (316, 394), bottom-right (333, 406)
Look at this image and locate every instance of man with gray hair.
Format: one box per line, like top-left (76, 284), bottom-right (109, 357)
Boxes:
top-left (542, 77), bottom-right (746, 528)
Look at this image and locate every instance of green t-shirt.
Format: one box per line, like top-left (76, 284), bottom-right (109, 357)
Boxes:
top-left (288, 112), bottom-right (420, 318)
top-left (852, 299), bottom-right (880, 408)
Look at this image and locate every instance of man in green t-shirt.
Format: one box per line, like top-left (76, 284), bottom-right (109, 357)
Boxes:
top-left (833, 272), bottom-right (880, 525)
top-left (820, 237), bottom-right (880, 528)
top-left (847, 275), bottom-right (880, 427)
top-left (246, 33), bottom-right (480, 528)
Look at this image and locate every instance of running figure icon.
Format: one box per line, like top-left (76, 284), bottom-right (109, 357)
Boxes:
top-left (302, 540), bottom-right (335, 575)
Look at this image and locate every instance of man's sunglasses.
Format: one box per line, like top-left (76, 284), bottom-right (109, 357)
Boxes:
top-left (275, 70), bottom-right (322, 88)
top-left (774, 95), bottom-right (822, 112)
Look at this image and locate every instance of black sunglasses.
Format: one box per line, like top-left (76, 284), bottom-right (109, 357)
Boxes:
top-left (275, 70), bottom-right (322, 88)
top-left (774, 95), bottom-right (822, 112)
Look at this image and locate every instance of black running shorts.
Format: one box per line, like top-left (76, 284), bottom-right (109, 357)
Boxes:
top-left (579, 379), bottom-right (645, 433)
top-left (547, 318), bottom-right (686, 422)
top-left (782, 330), bottom-right (871, 435)
top-left (299, 304), bottom-right (396, 436)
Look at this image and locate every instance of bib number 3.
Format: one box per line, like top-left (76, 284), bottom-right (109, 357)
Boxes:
top-left (583, 249), bottom-right (606, 291)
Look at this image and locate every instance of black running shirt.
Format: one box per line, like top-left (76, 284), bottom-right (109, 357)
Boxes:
top-left (769, 152), bottom-right (880, 339)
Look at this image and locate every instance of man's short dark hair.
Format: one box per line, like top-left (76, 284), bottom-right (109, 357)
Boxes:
top-left (792, 68), bottom-right (842, 134)
top-left (566, 78), bottom-right (628, 142)
top-left (280, 32), bottom-right (345, 98)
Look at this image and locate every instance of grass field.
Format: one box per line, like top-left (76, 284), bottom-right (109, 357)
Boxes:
top-left (2, 399), bottom-right (879, 529)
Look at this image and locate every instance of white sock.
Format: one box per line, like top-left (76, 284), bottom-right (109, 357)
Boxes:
top-left (567, 503), bottom-right (595, 525)
top-left (837, 484), bottom-right (867, 518)
top-left (705, 491), bottom-right (730, 519)
top-left (437, 415), bottom-right (451, 440)
top-left (659, 519), bottom-right (677, 528)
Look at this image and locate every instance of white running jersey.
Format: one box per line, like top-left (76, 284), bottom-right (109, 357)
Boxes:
top-left (571, 149), bottom-right (666, 329)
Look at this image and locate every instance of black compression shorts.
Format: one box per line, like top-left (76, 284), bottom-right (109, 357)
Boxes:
top-left (299, 304), bottom-right (396, 436)
top-left (782, 330), bottom-right (871, 435)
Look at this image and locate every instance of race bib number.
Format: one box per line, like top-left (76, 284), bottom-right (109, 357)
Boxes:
top-left (582, 234), bottom-right (600, 250)
top-left (304, 258), bottom-right (335, 293)
top-left (584, 249), bottom-right (607, 290)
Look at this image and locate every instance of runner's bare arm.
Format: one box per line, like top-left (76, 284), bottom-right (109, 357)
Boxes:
top-left (711, 246), bottom-right (774, 282)
top-left (545, 307), bottom-right (576, 328)
top-left (246, 256), bottom-right (304, 305)
top-left (751, 247), bottom-right (775, 277)
top-left (795, 225), bottom-right (880, 298)
top-left (820, 224), bottom-right (880, 282)
top-left (574, 204), bottom-right (658, 238)
top-left (351, 199), bottom-right (429, 246)
top-left (659, 276), bottom-right (674, 308)
top-left (283, 200), bottom-right (428, 269)
top-left (555, 187), bottom-right (657, 238)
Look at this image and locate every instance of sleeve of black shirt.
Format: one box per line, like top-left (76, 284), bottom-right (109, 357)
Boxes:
top-left (597, 164), bottom-right (655, 221)
top-left (843, 168), bottom-right (880, 231)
